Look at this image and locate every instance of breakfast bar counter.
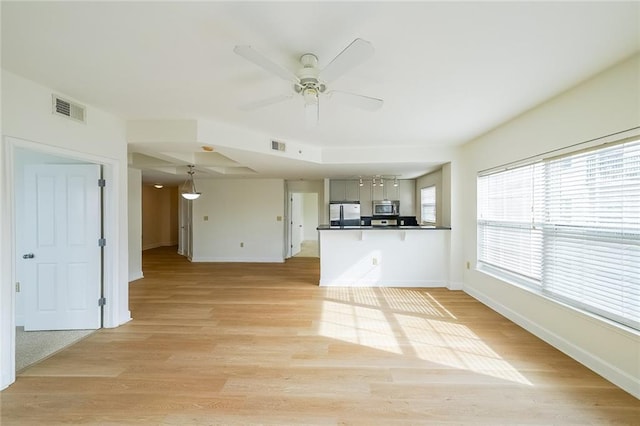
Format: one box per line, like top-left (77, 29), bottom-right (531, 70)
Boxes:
top-left (316, 225), bottom-right (452, 287)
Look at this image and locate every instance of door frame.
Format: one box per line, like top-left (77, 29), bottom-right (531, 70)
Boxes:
top-left (285, 189), bottom-right (320, 258)
top-left (1, 136), bottom-right (122, 389)
top-left (178, 196), bottom-right (193, 259)
top-left (289, 193), bottom-right (304, 257)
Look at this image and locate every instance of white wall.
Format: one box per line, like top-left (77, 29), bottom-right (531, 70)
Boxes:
top-left (191, 179), bottom-right (285, 262)
top-left (1, 70), bottom-right (130, 390)
top-left (458, 54), bottom-right (640, 397)
top-left (302, 193), bottom-right (319, 240)
top-left (128, 168), bottom-right (143, 281)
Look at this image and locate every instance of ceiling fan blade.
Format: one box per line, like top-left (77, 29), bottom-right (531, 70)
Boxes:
top-left (320, 38), bottom-right (375, 83)
top-left (234, 45), bottom-right (299, 83)
top-left (328, 90), bottom-right (383, 111)
top-left (239, 94), bottom-right (293, 111)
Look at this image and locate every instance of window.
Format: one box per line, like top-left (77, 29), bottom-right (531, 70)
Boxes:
top-left (421, 186), bottom-right (436, 224)
top-left (477, 137), bottom-right (640, 331)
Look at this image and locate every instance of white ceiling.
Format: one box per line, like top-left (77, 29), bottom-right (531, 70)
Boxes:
top-left (2, 1), bottom-right (639, 184)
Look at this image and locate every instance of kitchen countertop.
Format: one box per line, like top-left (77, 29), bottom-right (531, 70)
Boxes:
top-left (317, 225), bottom-right (451, 230)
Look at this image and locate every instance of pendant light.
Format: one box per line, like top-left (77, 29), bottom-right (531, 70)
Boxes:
top-left (181, 165), bottom-right (201, 200)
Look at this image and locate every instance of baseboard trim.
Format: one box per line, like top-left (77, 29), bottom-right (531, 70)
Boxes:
top-left (447, 281), bottom-right (464, 290)
top-left (319, 279), bottom-right (447, 288)
top-left (190, 257), bottom-right (285, 263)
top-left (464, 284), bottom-right (640, 399)
top-left (128, 272), bottom-right (144, 282)
top-left (142, 242), bottom-right (177, 251)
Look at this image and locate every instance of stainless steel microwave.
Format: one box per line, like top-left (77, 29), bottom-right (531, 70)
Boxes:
top-left (372, 200), bottom-right (399, 216)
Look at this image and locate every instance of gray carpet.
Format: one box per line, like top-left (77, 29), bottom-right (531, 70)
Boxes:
top-left (15, 327), bottom-right (94, 372)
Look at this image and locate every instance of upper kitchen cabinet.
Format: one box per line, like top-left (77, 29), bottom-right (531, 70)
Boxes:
top-left (330, 179), bottom-right (360, 202)
top-left (329, 178), bottom-right (416, 216)
top-left (359, 180), bottom-right (372, 216)
top-left (399, 180), bottom-right (416, 216)
top-left (372, 179), bottom-right (399, 201)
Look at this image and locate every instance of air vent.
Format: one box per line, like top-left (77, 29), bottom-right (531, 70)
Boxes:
top-left (52, 95), bottom-right (86, 123)
top-left (271, 140), bottom-right (286, 152)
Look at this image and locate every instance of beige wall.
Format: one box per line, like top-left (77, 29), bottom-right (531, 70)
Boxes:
top-left (416, 163), bottom-right (452, 227)
top-left (458, 54), bottom-right (640, 397)
top-left (191, 179), bottom-right (285, 262)
top-left (128, 168), bottom-right (143, 281)
top-left (142, 185), bottom-right (179, 250)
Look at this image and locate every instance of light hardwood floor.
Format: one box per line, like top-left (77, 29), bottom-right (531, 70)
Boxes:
top-left (2, 246), bottom-right (638, 424)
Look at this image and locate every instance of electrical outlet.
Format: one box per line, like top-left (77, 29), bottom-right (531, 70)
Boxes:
top-left (372, 258), bottom-right (378, 265)
top-left (204, 216), bottom-right (209, 221)
top-left (466, 261), bottom-right (470, 270)
top-left (240, 242), bottom-right (244, 248)
top-left (15, 282), bottom-right (20, 292)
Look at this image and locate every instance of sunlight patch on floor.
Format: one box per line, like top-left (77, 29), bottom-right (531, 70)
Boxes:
top-left (318, 300), bottom-right (402, 354)
top-left (395, 315), bottom-right (532, 385)
top-left (318, 288), bottom-right (532, 386)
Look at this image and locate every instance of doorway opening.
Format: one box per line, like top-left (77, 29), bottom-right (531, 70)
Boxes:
top-left (1, 136), bottom-right (121, 389)
top-left (14, 149), bottom-right (103, 370)
top-left (289, 192), bottom-right (319, 258)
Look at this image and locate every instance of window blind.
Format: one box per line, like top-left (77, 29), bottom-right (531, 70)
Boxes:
top-left (477, 138), bottom-right (640, 330)
top-left (421, 186), bottom-right (436, 223)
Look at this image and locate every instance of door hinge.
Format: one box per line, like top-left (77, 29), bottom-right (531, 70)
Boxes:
top-left (98, 297), bottom-right (106, 307)
top-left (98, 238), bottom-right (107, 247)
top-left (98, 178), bottom-right (106, 187)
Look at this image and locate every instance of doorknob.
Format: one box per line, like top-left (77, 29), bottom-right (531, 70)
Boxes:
top-left (22, 253), bottom-right (35, 259)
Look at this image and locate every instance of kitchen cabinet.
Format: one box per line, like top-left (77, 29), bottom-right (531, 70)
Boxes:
top-left (372, 179), bottom-right (399, 201)
top-left (345, 180), bottom-right (360, 201)
top-left (330, 180), bottom-right (360, 202)
top-left (330, 179), bottom-right (415, 216)
top-left (359, 180), bottom-right (372, 216)
top-left (399, 179), bottom-right (416, 216)
top-left (384, 182), bottom-right (399, 200)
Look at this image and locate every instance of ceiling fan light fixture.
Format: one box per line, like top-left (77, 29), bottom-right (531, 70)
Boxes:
top-left (303, 87), bottom-right (318, 105)
top-left (304, 102), bottom-right (318, 127)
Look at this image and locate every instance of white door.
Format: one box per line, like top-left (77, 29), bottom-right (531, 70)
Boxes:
top-left (290, 193), bottom-right (303, 256)
top-left (22, 164), bottom-right (102, 331)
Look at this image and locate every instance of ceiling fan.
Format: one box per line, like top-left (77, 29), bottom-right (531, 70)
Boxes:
top-left (234, 38), bottom-right (383, 126)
